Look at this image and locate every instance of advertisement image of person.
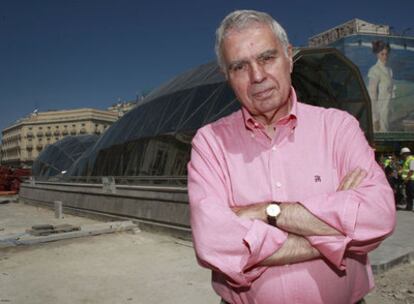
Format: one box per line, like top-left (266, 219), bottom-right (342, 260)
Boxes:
top-left (367, 40), bottom-right (395, 132)
top-left (188, 10), bottom-right (396, 304)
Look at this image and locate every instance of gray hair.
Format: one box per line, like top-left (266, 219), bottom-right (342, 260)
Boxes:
top-left (215, 10), bottom-right (290, 71)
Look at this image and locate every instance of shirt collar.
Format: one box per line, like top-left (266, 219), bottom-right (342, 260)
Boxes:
top-left (242, 86), bottom-right (298, 131)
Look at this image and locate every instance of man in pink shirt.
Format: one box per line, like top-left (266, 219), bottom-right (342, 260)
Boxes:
top-left (187, 10), bottom-right (396, 304)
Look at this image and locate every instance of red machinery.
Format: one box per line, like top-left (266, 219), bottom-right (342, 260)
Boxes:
top-left (0, 166), bottom-right (31, 193)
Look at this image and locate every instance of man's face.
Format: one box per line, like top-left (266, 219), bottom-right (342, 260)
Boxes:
top-left (222, 24), bottom-right (293, 124)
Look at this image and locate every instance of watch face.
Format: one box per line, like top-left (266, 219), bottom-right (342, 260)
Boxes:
top-left (266, 204), bottom-right (281, 217)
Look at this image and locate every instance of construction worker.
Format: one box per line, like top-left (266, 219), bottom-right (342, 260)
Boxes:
top-left (400, 147), bottom-right (414, 211)
top-left (383, 156), bottom-right (392, 169)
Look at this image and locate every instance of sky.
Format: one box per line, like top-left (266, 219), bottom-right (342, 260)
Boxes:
top-left (1, 0), bottom-right (414, 137)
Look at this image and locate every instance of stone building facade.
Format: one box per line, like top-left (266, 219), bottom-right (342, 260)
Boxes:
top-left (1, 108), bottom-right (118, 167)
top-left (308, 18), bottom-right (390, 48)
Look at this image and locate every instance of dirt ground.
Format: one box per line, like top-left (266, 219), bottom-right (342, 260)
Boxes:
top-left (1, 235), bottom-right (412, 304)
top-left (0, 231), bottom-right (218, 304)
top-left (0, 202), bottom-right (218, 304)
top-left (366, 262), bottom-right (414, 304)
top-left (1, 202), bottom-right (413, 304)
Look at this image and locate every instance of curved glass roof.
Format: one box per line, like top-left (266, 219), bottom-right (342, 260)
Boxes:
top-left (43, 48), bottom-right (372, 181)
top-left (32, 134), bottom-right (98, 177)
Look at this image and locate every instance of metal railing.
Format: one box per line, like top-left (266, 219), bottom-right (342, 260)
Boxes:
top-left (30, 175), bottom-right (188, 187)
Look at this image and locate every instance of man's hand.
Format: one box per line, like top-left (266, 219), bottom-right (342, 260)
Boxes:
top-left (337, 167), bottom-right (367, 191)
top-left (231, 167), bottom-right (367, 225)
top-left (277, 167), bottom-right (368, 236)
top-left (231, 203), bottom-right (267, 222)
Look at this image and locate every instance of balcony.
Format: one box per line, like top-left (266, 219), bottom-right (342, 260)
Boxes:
top-left (26, 144), bottom-right (33, 150)
top-left (45, 131), bottom-right (52, 137)
top-left (37, 131), bottom-right (44, 137)
top-left (80, 128), bottom-right (87, 134)
top-left (27, 132), bottom-right (34, 138)
top-left (54, 130), bottom-right (60, 136)
top-left (36, 144), bottom-right (43, 150)
top-left (70, 129), bottom-right (77, 135)
top-left (62, 129), bottom-right (69, 135)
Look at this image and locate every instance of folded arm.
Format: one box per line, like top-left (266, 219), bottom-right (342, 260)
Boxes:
top-left (233, 167), bottom-right (366, 266)
top-left (232, 115), bottom-right (395, 270)
top-left (188, 128), bottom-right (288, 287)
top-left (297, 115), bottom-right (395, 269)
top-left (232, 202), bottom-right (323, 266)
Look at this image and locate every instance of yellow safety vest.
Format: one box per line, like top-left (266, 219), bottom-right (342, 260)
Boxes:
top-left (402, 155), bottom-right (414, 180)
top-left (383, 158), bottom-right (391, 168)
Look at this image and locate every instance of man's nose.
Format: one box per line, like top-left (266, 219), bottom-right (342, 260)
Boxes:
top-left (249, 63), bottom-right (265, 83)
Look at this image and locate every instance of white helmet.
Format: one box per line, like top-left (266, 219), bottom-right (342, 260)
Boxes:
top-left (400, 147), bottom-right (411, 155)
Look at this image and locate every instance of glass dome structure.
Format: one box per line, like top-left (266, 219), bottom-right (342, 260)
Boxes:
top-left (32, 135), bottom-right (98, 177)
top-left (49, 48), bottom-right (371, 182)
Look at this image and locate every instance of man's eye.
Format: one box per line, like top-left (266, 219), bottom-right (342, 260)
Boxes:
top-left (260, 55), bottom-right (275, 64)
top-left (230, 64), bottom-right (245, 72)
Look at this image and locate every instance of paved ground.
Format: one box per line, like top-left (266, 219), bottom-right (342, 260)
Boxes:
top-left (0, 200), bottom-right (413, 304)
top-left (369, 208), bottom-right (414, 274)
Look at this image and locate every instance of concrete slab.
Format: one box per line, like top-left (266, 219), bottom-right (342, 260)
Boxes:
top-left (0, 221), bottom-right (138, 248)
top-left (0, 194), bottom-right (17, 203)
top-left (0, 200), bottom-right (100, 235)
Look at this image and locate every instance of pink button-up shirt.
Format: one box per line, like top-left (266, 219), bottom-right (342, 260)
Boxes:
top-left (187, 88), bottom-right (396, 304)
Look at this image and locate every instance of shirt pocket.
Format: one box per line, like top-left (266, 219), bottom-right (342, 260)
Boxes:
top-left (286, 165), bottom-right (339, 201)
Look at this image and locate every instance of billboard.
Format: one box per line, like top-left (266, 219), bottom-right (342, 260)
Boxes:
top-left (331, 35), bottom-right (414, 134)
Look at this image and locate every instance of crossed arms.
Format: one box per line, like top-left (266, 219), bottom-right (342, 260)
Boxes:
top-left (188, 114), bottom-right (396, 287)
top-left (232, 168), bottom-right (367, 267)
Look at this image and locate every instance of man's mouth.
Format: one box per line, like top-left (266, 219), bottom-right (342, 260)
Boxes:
top-left (252, 87), bottom-right (274, 100)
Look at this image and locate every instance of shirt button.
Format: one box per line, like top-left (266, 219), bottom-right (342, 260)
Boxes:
top-left (276, 182), bottom-right (282, 188)
top-left (271, 146), bottom-right (277, 151)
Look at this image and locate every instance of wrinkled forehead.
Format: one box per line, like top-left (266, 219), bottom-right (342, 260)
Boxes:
top-left (223, 20), bottom-right (269, 39)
